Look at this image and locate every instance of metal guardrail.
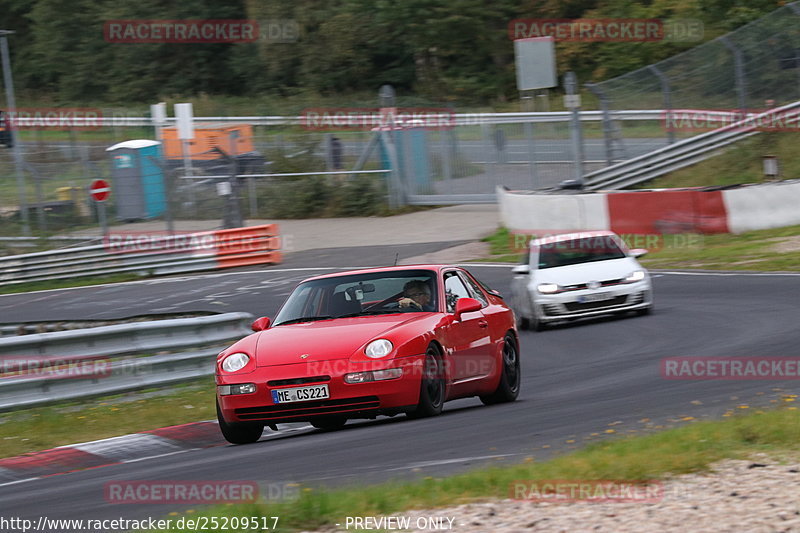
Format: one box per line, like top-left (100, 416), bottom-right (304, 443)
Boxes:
top-left (0, 224), bottom-right (281, 286)
top-left (0, 312), bottom-right (254, 411)
top-left (583, 101), bottom-right (800, 190)
top-left (6, 110), bottom-right (671, 128)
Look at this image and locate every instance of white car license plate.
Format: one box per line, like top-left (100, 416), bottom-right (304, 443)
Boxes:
top-left (577, 292), bottom-right (614, 303)
top-left (271, 384), bottom-right (329, 404)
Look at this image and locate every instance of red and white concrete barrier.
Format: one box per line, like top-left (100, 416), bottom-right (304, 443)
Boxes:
top-left (498, 180), bottom-right (800, 235)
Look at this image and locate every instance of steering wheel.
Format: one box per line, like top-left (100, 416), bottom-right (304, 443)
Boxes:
top-left (363, 291), bottom-right (404, 311)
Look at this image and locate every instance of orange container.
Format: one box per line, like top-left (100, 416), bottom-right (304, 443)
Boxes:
top-left (160, 123), bottom-right (255, 160)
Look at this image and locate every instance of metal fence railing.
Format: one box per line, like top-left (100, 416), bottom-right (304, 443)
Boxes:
top-left (0, 111), bottom-right (676, 228)
top-left (0, 312), bottom-right (254, 410)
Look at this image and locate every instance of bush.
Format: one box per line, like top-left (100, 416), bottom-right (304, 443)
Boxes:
top-left (258, 174), bottom-right (387, 219)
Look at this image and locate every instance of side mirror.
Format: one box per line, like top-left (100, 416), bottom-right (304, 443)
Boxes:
top-left (630, 248), bottom-right (648, 258)
top-left (512, 264), bottom-right (530, 275)
top-left (454, 297), bottom-right (482, 320)
top-left (251, 316), bottom-right (271, 332)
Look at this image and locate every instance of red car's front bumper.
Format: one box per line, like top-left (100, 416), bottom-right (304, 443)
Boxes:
top-left (216, 355), bottom-right (425, 424)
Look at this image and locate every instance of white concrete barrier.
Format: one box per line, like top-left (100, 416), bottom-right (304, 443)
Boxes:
top-left (723, 180), bottom-right (800, 233)
top-left (497, 187), bottom-right (610, 233)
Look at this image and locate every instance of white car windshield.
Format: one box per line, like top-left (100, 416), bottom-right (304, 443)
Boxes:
top-left (537, 236), bottom-right (627, 269)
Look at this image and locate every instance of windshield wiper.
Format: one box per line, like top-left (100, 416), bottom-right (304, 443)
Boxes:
top-left (338, 310), bottom-right (392, 318)
top-left (274, 315), bottom-right (333, 326)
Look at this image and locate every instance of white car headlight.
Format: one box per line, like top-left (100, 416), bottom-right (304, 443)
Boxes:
top-left (365, 339), bottom-right (393, 358)
top-left (625, 270), bottom-right (646, 283)
top-left (537, 283), bottom-right (560, 294)
top-left (221, 352), bottom-right (250, 373)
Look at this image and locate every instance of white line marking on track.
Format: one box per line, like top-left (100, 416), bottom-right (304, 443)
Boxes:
top-left (385, 454), bottom-right (518, 471)
top-left (656, 271), bottom-right (800, 277)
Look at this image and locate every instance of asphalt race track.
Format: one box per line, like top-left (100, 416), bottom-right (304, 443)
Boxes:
top-left (1, 243), bottom-right (799, 527)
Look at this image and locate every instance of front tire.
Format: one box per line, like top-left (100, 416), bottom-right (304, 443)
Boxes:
top-left (217, 401), bottom-right (264, 444)
top-left (407, 346), bottom-right (445, 419)
top-left (636, 304), bottom-right (653, 316)
top-left (481, 334), bottom-right (521, 405)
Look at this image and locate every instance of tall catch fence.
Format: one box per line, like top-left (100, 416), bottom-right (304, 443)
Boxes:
top-left (589, 1), bottom-right (800, 149)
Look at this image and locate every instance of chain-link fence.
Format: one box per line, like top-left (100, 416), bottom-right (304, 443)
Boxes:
top-left (589, 1), bottom-right (800, 147)
top-left (0, 113), bottom-right (674, 236)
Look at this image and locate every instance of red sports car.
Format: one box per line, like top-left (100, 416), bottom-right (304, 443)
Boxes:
top-left (216, 265), bottom-right (521, 444)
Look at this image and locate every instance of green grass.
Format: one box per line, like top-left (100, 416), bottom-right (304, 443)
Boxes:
top-left (0, 379), bottom-right (215, 458)
top-left (476, 225), bottom-right (800, 271)
top-left (642, 132), bottom-right (799, 189)
top-left (155, 405), bottom-right (799, 532)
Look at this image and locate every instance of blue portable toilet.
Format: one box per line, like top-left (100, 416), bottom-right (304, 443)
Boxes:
top-left (106, 140), bottom-right (166, 220)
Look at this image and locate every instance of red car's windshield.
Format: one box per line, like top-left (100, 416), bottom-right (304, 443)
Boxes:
top-left (273, 270), bottom-right (439, 326)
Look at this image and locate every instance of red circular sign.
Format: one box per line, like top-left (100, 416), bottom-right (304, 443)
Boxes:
top-left (89, 179), bottom-right (111, 202)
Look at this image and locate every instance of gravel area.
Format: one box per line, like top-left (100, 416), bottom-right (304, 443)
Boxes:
top-left (310, 454), bottom-right (800, 532)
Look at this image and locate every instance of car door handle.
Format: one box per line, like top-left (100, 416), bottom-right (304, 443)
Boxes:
top-left (478, 320), bottom-right (488, 328)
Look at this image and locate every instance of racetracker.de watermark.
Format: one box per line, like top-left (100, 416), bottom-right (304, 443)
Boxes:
top-left (509, 231), bottom-right (704, 254)
top-left (104, 20), bottom-right (259, 43)
top-left (662, 109), bottom-right (800, 132)
top-left (299, 108), bottom-right (461, 131)
top-left (508, 18), bottom-right (703, 42)
top-left (0, 356), bottom-right (111, 380)
top-left (103, 231), bottom-right (279, 255)
top-left (510, 479), bottom-right (664, 503)
top-left (299, 358), bottom-right (499, 379)
top-left (662, 357), bottom-right (800, 380)
top-left (2, 108), bottom-right (103, 130)
top-left (105, 481), bottom-right (262, 504)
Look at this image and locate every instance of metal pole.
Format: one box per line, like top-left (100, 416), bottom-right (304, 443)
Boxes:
top-left (248, 177), bottom-right (257, 218)
top-left (181, 140), bottom-right (196, 216)
top-left (521, 91), bottom-right (539, 189)
top-left (648, 65), bottom-right (675, 144)
top-left (564, 72), bottom-right (585, 184)
top-left (441, 130), bottom-right (453, 194)
top-left (481, 122), bottom-right (496, 194)
top-left (97, 200), bottom-right (108, 238)
top-left (789, 4), bottom-right (800, 99)
top-left (586, 83), bottom-right (614, 165)
top-left (721, 37), bottom-right (748, 115)
top-left (0, 31), bottom-right (30, 236)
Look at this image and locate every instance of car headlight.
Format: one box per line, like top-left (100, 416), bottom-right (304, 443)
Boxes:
top-left (217, 383), bottom-right (257, 396)
top-left (624, 270), bottom-right (646, 283)
top-left (537, 283), bottom-right (560, 294)
top-left (364, 339), bottom-right (393, 358)
top-left (221, 352), bottom-right (250, 373)
top-left (344, 368), bottom-right (403, 384)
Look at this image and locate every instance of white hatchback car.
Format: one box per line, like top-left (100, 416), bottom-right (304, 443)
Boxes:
top-left (510, 231), bottom-right (653, 331)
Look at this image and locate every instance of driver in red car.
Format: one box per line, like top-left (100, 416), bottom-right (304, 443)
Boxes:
top-left (398, 280), bottom-right (435, 311)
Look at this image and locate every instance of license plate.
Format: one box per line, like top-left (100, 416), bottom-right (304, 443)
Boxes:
top-left (577, 292), bottom-right (614, 303)
top-left (271, 384), bottom-right (329, 404)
